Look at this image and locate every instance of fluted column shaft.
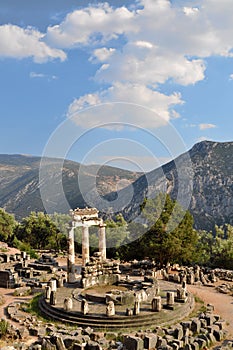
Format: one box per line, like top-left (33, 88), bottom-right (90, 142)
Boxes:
top-left (67, 224), bottom-right (76, 283)
top-left (82, 226), bottom-right (89, 266)
top-left (99, 224), bottom-right (106, 261)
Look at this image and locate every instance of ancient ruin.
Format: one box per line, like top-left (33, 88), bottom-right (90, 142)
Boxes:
top-left (67, 208), bottom-right (106, 283)
top-left (1, 212), bottom-right (233, 349)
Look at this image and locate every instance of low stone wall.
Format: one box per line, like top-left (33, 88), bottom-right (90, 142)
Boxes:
top-left (81, 259), bottom-right (120, 288)
top-left (5, 301), bottom-right (227, 350)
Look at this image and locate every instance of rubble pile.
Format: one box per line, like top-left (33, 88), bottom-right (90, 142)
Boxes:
top-left (1, 306), bottom-right (227, 350)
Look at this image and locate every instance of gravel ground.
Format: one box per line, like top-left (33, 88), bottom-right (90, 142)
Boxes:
top-left (187, 283), bottom-right (233, 339)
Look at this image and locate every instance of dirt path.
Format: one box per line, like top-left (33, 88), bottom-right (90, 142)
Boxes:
top-left (187, 284), bottom-right (233, 339)
top-left (1, 276), bottom-right (233, 347)
top-left (0, 288), bottom-right (38, 347)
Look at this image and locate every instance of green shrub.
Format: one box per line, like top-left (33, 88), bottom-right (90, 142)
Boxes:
top-left (0, 319), bottom-right (9, 338)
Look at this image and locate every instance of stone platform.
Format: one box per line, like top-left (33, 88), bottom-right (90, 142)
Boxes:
top-left (39, 280), bottom-right (195, 331)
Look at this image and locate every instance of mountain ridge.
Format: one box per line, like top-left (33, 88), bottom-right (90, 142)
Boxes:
top-left (0, 154), bottom-right (141, 219)
top-left (116, 140), bottom-right (233, 230)
top-left (0, 140), bottom-right (232, 231)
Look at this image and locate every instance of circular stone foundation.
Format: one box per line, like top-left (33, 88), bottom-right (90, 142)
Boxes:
top-left (39, 280), bottom-right (195, 331)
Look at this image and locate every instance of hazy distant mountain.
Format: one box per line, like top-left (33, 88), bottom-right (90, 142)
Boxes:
top-left (116, 140), bottom-right (233, 231)
top-left (0, 154), bottom-right (141, 220)
top-left (0, 140), bottom-right (232, 230)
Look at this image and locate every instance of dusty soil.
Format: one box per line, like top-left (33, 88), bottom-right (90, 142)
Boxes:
top-left (187, 283), bottom-right (233, 339)
top-left (0, 287), bottom-right (37, 347)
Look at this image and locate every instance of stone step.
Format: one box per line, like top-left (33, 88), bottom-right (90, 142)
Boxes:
top-left (39, 299), bottom-right (168, 329)
top-left (39, 293), bottom-right (195, 330)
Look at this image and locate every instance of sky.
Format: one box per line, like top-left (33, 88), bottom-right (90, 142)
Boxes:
top-left (0, 0), bottom-right (233, 172)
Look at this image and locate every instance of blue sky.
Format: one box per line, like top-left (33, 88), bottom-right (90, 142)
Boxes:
top-left (0, 0), bottom-right (232, 172)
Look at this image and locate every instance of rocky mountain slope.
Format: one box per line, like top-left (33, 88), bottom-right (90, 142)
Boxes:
top-left (116, 140), bottom-right (233, 230)
top-left (0, 154), bottom-right (141, 220)
top-left (0, 140), bottom-right (232, 230)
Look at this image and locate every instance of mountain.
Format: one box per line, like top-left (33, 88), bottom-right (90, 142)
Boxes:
top-left (0, 154), bottom-right (141, 220)
top-left (106, 141), bottom-right (233, 231)
top-left (0, 141), bottom-right (232, 230)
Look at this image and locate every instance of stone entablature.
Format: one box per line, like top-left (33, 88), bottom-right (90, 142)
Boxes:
top-left (70, 207), bottom-right (99, 223)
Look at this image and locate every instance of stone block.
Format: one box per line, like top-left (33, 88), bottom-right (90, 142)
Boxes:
top-left (169, 343), bottom-right (179, 350)
top-left (84, 327), bottom-right (93, 336)
top-left (165, 335), bottom-right (175, 343)
top-left (184, 344), bottom-right (192, 350)
top-left (173, 326), bottom-right (183, 340)
top-left (198, 334), bottom-right (210, 346)
top-left (213, 329), bottom-right (224, 342)
top-left (200, 328), bottom-right (208, 335)
top-left (157, 336), bottom-right (168, 348)
top-left (167, 291), bottom-right (175, 306)
top-left (207, 332), bottom-right (216, 345)
top-left (86, 340), bottom-right (102, 350)
top-left (171, 339), bottom-right (184, 348)
top-left (123, 336), bottom-right (144, 350)
top-left (191, 342), bottom-right (199, 350)
top-left (144, 334), bottom-right (157, 349)
top-left (133, 301), bottom-right (140, 315)
top-left (205, 315), bottom-right (215, 326)
top-left (181, 321), bottom-right (192, 331)
top-left (106, 301), bottom-right (115, 316)
top-left (152, 296), bottom-right (162, 312)
top-left (90, 332), bottom-right (105, 341)
top-left (81, 299), bottom-right (89, 315)
top-left (98, 337), bottom-right (109, 348)
top-left (196, 338), bottom-right (206, 348)
top-left (38, 327), bottom-right (47, 337)
top-left (41, 338), bottom-right (56, 350)
top-left (191, 319), bottom-right (201, 334)
top-left (126, 308), bottom-right (133, 316)
top-left (17, 326), bottom-right (29, 339)
top-left (54, 336), bottom-right (66, 350)
top-left (64, 297), bottom-right (73, 311)
top-left (200, 318), bottom-right (207, 328)
top-left (63, 336), bottom-right (84, 349)
top-left (206, 304), bottom-right (214, 313)
top-left (215, 320), bottom-right (225, 330)
top-left (158, 346), bottom-right (173, 350)
top-left (49, 291), bottom-right (56, 306)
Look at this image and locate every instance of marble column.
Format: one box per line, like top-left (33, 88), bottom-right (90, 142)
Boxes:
top-left (98, 224), bottom-right (106, 261)
top-left (67, 223), bottom-right (76, 283)
top-left (82, 225), bottom-right (89, 266)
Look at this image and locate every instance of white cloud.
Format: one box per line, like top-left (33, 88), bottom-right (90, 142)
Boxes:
top-left (95, 47), bottom-right (206, 86)
top-left (52, 0), bottom-right (233, 130)
top-left (134, 40), bottom-right (154, 49)
top-left (67, 93), bottom-right (102, 118)
top-left (30, 72), bottom-right (58, 80)
top-left (56, 0), bottom-right (233, 128)
top-left (67, 82), bottom-right (183, 129)
top-left (3, 0), bottom-right (231, 127)
top-left (30, 72), bottom-right (46, 78)
top-left (199, 123), bottom-right (217, 130)
top-left (45, 3), bottom-right (136, 48)
top-left (90, 47), bottom-right (116, 62)
top-left (229, 74), bottom-right (233, 80)
top-left (183, 7), bottom-right (199, 16)
top-left (0, 24), bottom-right (66, 63)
